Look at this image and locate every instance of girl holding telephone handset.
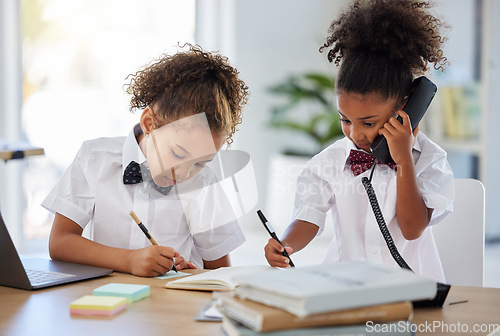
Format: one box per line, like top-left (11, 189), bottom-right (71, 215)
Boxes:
top-left (265, 0), bottom-right (454, 283)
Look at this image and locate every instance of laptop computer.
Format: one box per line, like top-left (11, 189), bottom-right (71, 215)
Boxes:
top-left (0, 211), bottom-right (112, 290)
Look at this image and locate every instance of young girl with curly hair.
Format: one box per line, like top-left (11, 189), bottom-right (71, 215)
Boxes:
top-left (265, 0), bottom-right (454, 282)
top-left (43, 44), bottom-right (249, 277)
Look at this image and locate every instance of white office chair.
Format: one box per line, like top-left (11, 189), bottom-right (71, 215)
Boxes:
top-left (432, 178), bottom-right (485, 287)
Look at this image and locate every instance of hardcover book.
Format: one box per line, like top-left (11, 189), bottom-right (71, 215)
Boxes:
top-left (231, 261), bottom-right (436, 317)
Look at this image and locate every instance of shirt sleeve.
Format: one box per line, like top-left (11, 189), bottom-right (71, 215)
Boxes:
top-left (181, 171), bottom-right (246, 261)
top-left (414, 135), bottom-right (455, 226)
top-left (41, 141), bottom-right (95, 229)
top-left (292, 156), bottom-right (335, 233)
top-left (192, 221), bottom-right (246, 261)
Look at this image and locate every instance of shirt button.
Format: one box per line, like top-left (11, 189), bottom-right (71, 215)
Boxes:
top-left (370, 247), bottom-right (378, 254)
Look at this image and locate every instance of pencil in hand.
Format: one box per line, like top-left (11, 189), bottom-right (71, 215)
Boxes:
top-left (129, 211), bottom-right (178, 273)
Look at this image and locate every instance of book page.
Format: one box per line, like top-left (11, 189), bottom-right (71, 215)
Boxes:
top-left (165, 265), bottom-right (274, 291)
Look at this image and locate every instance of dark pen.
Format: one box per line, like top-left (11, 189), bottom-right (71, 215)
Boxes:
top-left (257, 210), bottom-right (295, 267)
top-left (129, 211), bottom-right (178, 273)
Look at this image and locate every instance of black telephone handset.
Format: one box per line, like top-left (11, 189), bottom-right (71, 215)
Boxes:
top-left (370, 76), bottom-right (437, 164)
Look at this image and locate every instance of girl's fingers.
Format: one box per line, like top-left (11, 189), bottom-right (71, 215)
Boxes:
top-left (177, 261), bottom-right (197, 270)
top-left (395, 110), bottom-right (411, 126)
top-left (269, 255), bottom-right (291, 268)
top-left (267, 238), bottom-right (284, 252)
top-left (265, 238), bottom-right (293, 268)
top-left (378, 127), bottom-right (390, 138)
top-left (174, 256), bottom-right (185, 266)
top-left (413, 123), bottom-right (420, 136)
top-left (153, 263), bottom-right (169, 275)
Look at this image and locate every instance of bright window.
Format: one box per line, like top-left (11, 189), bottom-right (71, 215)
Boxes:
top-left (20, 0), bottom-right (195, 249)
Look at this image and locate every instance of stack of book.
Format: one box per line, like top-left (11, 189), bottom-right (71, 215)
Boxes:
top-left (214, 261), bottom-right (437, 336)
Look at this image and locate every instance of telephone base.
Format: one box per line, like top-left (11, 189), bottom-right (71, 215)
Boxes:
top-left (412, 282), bottom-right (451, 308)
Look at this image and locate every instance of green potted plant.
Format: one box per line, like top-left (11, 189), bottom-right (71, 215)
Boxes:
top-left (268, 72), bottom-right (343, 156)
top-left (265, 72), bottom-right (343, 233)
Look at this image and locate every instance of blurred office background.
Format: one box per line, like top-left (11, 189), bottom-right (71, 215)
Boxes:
top-left (0, 0), bottom-right (498, 286)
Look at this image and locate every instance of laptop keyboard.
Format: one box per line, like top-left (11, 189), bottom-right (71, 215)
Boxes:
top-left (26, 269), bottom-right (76, 284)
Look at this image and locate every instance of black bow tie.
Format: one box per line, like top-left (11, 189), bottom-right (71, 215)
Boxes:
top-left (123, 161), bottom-right (173, 195)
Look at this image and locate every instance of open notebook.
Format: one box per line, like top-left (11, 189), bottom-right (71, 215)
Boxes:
top-left (0, 211), bottom-right (112, 290)
top-left (165, 265), bottom-right (274, 291)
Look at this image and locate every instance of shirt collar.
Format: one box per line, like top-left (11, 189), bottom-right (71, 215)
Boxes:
top-left (343, 138), bottom-right (362, 167)
top-left (342, 135), bottom-right (423, 168)
top-left (122, 123), bottom-right (147, 175)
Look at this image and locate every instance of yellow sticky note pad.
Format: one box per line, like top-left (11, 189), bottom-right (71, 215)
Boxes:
top-left (70, 295), bottom-right (127, 316)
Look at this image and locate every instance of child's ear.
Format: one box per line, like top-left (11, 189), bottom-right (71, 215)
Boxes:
top-left (140, 106), bottom-right (155, 135)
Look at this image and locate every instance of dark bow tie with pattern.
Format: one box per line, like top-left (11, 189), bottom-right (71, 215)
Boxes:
top-left (348, 149), bottom-right (397, 176)
top-left (123, 161), bottom-right (173, 195)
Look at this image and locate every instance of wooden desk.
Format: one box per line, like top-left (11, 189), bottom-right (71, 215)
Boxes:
top-left (1, 270), bottom-right (499, 336)
top-left (412, 286), bottom-right (500, 335)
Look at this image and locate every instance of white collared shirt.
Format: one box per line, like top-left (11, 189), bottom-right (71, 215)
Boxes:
top-left (293, 133), bottom-right (454, 282)
top-left (42, 125), bottom-right (245, 268)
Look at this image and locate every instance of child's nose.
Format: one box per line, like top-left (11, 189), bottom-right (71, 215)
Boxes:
top-left (350, 125), bottom-right (363, 141)
top-left (172, 164), bottom-right (194, 182)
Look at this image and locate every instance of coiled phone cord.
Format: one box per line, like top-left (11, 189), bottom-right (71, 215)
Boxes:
top-left (361, 160), bottom-right (451, 307)
top-left (361, 160), bottom-right (413, 271)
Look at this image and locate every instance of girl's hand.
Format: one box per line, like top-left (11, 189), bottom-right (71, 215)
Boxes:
top-left (264, 238), bottom-right (293, 268)
top-left (128, 245), bottom-right (179, 277)
top-left (174, 256), bottom-right (197, 270)
top-left (378, 110), bottom-right (418, 165)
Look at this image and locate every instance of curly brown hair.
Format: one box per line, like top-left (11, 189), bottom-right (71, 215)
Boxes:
top-left (320, 0), bottom-right (449, 105)
top-left (125, 43), bottom-right (249, 145)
